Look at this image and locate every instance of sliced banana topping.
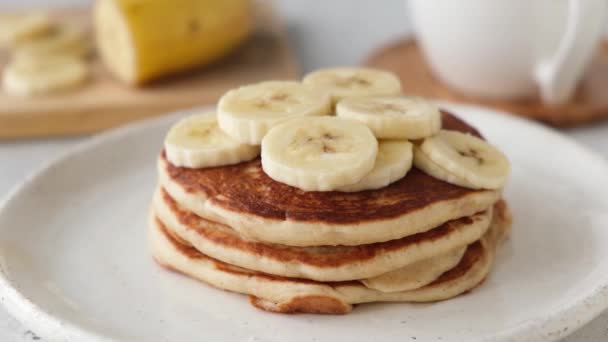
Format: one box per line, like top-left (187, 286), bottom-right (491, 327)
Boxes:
top-left (13, 23), bottom-right (91, 60)
top-left (217, 81), bottom-right (332, 145)
top-left (2, 55), bottom-right (89, 96)
top-left (413, 145), bottom-right (478, 189)
top-left (302, 67), bottom-right (402, 104)
top-left (261, 116), bottom-right (378, 191)
top-left (336, 96), bottom-right (441, 139)
top-left (0, 12), bottom-right (52, 47)
top-left (165, 113), bottom-right (260, 169)
top-left (417, 130), bottom-right (510, 190)
top-left (337, 140), bottom-right (412, 192)
top-left (361, 246), bottom-right (467, 292)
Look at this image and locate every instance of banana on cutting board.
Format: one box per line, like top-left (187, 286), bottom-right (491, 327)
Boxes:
top-left (336, 96), bottom-right (441, 139)
top-left (94, 0), bottom-right (253, 84)
top-left (303, 67), bottom-right (402, 105)
top-left (217, 81), bottom-right (332, 145)
top-left (2, 55), bottom-right (89, 96)
top-left (13, 23), bottom-right (91, 60)
top-left (414, 130), bottom-right (510, 190)
top-left (164, 112), bottom-right (260, 169)
top-left (0, 12), bottom-right (52, 47)
top-left (261, 116), bottom-right (379, 192)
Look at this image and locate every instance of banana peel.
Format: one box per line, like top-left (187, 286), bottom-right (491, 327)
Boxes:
top-left (94, 0), bottom-right (253, 85)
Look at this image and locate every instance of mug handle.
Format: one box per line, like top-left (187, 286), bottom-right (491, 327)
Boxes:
top-left (533, 0), bottom-right (606, 105)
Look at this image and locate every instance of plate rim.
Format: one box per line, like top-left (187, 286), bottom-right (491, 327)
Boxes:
top-left (0, 102), bottom-right (607, 342)
top-left (0, 109), bottom-right (194, 342)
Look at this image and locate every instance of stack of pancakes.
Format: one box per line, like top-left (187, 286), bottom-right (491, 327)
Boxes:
top-left (150, 112), bottom-right (512, 314)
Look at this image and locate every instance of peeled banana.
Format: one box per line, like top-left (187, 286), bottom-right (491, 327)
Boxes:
top-left (261, 116), bottom-right (378, 192)
top-left (217, 81), bottom-right (332, 145)
top-left (94, 0), bottom-right (253, 84)
top-left (302, 67), bottom-right (402, 105)
top-left (336, 96), bottom-right (441, 139)
top-left (164, 112), bottom-right (260, 168)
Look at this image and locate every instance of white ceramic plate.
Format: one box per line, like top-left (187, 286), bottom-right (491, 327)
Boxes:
top-left (1, 103), bottom-right (608, 342)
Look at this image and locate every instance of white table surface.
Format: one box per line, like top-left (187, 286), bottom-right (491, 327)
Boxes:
top-left (1, 0), bottom-right (607, 341)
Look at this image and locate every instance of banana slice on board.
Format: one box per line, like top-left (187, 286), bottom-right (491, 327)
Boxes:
top-left (337, 140), bottom-right (413, 192)
top-left (416, 130), bottom-right (510, 190)
top-left (165, 113), bottom-right (260, 169)
top-left (14, 23), bottom-right (91, 60)
top-left (217, 81), bottom-right (332, 145)
top-left (261, 116), bottom-right (378, 192)
top-left (0, 12), bottom-right (52, 47)
top-left (302, 67), bottom-right (402, 104)
top-left (336, 96), bottom-right (441, 139)
top-left (2, 55), bottom-right (89, 96)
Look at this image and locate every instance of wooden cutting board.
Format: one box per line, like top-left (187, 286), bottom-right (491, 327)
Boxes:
top-left (366, 38), bottom-right (608, 127)
top-left (0, 1), bottom-right (299, 139)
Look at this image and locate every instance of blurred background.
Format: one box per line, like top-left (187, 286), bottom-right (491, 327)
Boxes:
top-left (1, 0), bottom-right (411, 72)
top-left (0, 0), bottom-right (607, 136)
top-left (2, 0), bottom-right (607, 69)
top-left (0, 1), bottom-right (608, 340)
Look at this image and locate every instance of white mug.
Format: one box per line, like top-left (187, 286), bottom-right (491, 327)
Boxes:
top-left (407, 0), bottom-right (607, 105)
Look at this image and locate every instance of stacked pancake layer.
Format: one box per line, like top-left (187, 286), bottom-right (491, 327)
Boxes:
top-left (150, 112), bottom-right (512, 314)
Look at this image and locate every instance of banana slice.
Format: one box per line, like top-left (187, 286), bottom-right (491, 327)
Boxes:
top-left (361, 246), bottom-right (467, 292)
top-left (416, 130), bottom-right (510, 190)
top-left (336, 96), bottom-right (441, 139)
top-left (302, 67), bottom-right (402, 104)
top-left (217, 81), bottom-right (332, 145)
top-left (165, 113), bottom-right (260, 169)
top-left (14, 23), bottom-right (91, 60)
top-left (261, 116), bottom-right (378, 191)
top-left (413, 145), bottom-right (478, 189)
top-left (0, 12), bottom-right (52, 47)
top-left (2, 55), bottom-right (89, 96)
top-left (337, 140), bottom-right (413, 192)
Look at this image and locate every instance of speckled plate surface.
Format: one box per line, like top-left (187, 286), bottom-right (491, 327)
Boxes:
top-left (0, 103), bottom-right (608, 342)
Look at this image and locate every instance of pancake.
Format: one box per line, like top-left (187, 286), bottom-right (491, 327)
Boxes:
top-left (149, 201), bottom-right (511, 314)
top-left (361, 246), bottom-right (466, 292)
top-left (153, 187), bottom-right (493, 281)
top-left (158, 111), bottom-right (501, 246)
